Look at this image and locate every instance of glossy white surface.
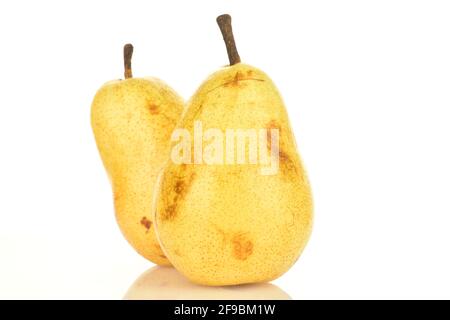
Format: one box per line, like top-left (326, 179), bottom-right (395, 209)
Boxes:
top-left (0, 236), bottom-right (293, 299)
top-left (1, 0), bottom-right (450, 299)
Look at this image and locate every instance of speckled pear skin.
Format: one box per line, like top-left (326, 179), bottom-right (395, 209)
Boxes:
top-left (154, 63), bottom-right (313, 285)
top-left (91, 77), bottom-right (184, 265)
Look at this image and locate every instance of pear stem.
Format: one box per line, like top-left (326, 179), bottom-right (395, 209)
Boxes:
top-left (123, 44), bottom-right (133, 79)
top-left (216, 14), bottom-right (241, 65)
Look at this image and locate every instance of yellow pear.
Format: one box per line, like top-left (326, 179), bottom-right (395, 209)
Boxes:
top-left (154, 15), bottom-right (313, 285)
top-left (91, 44), bottom-right (184, 265)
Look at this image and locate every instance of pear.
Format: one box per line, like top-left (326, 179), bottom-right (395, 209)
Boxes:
top-left (91, 44), bottom-right (184, 265)
top-left (153, 15), bottom-right (313, 285)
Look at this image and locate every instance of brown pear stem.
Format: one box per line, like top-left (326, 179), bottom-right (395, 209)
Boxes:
top-left (216, 14), bottom-right (241, 65)
top-left (123, 44), bottom-right (133, 79)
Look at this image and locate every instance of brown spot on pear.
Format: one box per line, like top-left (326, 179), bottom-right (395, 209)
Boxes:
top-left (148, 103), bottom-right (160, 114)
top-left (160, 173), bottom-right (196, 221)
top-left (265, 120), bottom-right (298, 175)
top-left (232, 233), bottom-right (254, 260)
top-left (140, 217), bottom-right (152, 232)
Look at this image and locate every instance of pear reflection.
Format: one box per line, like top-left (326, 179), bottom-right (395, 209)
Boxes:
top-left (124, 266), bottom-right (291, 300)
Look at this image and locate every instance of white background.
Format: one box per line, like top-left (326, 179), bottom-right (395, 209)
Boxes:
top-left (0, 0), bottom-right (449, 299)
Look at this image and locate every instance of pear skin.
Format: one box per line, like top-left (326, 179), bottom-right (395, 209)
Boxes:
top-left (154, 16), bottom-right (313, 285)
top-left (91, 44), bottom-right (184, 265)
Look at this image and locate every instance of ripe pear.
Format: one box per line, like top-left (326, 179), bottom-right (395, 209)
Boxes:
top-left (153, 15), bottom-right (313, 285)
top-left (91, 44), bottom-right (184, 265)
